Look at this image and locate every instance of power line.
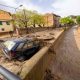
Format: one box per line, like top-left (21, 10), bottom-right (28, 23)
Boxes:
top-left (0, 3), bottom-right (16, 9)
top-left (0, 4), bottom-right (23, 12)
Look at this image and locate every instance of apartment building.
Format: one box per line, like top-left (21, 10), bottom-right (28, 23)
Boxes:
top-left (0, 10), bottom-right (14, 32)
top-left (44, 13), bottom-right (60, 27)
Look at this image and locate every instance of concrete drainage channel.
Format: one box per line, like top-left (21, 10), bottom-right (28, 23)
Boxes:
top-left (19, 30), bottom-right (65, 80)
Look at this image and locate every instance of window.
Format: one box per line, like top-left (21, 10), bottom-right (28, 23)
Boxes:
top-left (23, 42), bottom-right (33, 49)
top-left (23, 43), bottom-right (28, 49)
top-left (0, 21), bottom-right (2, 25)
top-left (6, 21), bottom-right (10, 25)
top-left (27, 42), bottom-right (33, 48)
top-left (17, 43), bottom-right (24, 51)
top-left (34, 40), bottom-right (39, 45)
top-left (4, 41), bottom-right (16, 50)
top-left (1, 28), bottom-right (4, 31)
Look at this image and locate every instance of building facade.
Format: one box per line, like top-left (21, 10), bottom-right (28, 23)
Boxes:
top-left (0, 10), bottom-right (14, 32)
top-left (44, 13), bottom-right (60, 27)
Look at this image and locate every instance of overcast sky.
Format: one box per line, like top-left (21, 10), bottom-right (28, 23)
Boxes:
top-left (0, 0), bottom-right (80, 17)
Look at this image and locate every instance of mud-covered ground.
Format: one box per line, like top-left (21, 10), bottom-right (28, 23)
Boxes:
top-left (44, 26), bottom-right (80, 80)
top-left (0, 29), bottom-right (62, 79)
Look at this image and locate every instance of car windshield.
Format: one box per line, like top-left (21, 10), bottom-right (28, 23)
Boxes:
top-left (4, 41), bottom-right (16, 50)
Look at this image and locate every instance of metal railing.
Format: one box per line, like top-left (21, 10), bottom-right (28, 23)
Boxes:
top-left (0, 65), bottom-right (21, 80)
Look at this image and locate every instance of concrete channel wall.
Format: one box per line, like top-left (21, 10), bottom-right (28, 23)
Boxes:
top-left (19, 29), bottom-right (65, 80)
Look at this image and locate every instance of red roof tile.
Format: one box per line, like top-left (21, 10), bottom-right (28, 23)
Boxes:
top-left (0, 10), bottom-right (12, 20)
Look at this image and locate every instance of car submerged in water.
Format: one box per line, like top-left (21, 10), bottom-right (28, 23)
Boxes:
top-left (1, 38), bottom-right (40, 61)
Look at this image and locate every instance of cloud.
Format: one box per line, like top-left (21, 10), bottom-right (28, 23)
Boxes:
top-left (0, 0), bottom-right (17, 6)
top-left (0, 0), bottom-right (80, 17)
top-left (0, 0), bottom-right (42, 13)
top-left (0, 0), bottom-right (18, 12)
top-left (22, 0), bottom-right (42, 13)
top-left (52, 0), bottom-right (80, 17)
top-left (38, 0), bottom-right (43, 2)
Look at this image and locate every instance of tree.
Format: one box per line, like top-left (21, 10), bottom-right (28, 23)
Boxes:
top-left (13, 9), bottom-right (31, 28)
top-left (30, 14), bottom-right (45, 27)
top-left (14, 9), bottom-right (44, 28)
top-left (60, 17), bottom-right (74, 27)
top-left (76, 16), bottom-right (80, 25)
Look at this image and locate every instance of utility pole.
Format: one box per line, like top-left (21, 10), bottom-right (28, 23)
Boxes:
top-left (23, 9), bottom-right (28, 34)
top-left (15, 5), bottom-right (23, 12)
top-left (47, 15), bottom-right (48, 27)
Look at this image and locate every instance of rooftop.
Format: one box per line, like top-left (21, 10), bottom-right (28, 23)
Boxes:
top-left (0, 10), bottom-right (12, 21)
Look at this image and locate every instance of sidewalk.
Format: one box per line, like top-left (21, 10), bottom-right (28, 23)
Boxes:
top-left (74, 27), bottom-right (80, 50)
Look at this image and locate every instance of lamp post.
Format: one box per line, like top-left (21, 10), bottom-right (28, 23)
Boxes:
top-left (14, 5), bottom-right (23, 12)
top-left (0, 4), bottom-right (23, 37)
top-left (0, 4), bottom-right (28, 34)
top-left (0, 4), bottom-right (23, 13)
top-left (23, 9), bottom-right (29, 33)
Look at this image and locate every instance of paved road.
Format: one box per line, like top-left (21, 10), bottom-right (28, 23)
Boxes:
top-left (49, 26), bottom-right (80, 80)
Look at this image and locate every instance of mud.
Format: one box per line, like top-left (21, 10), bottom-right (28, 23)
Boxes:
top-left (45, 26), bottom-right (80, 80)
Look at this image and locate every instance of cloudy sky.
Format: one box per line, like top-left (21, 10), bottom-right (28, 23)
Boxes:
top-left (0, 0), bottom-right (80, 17)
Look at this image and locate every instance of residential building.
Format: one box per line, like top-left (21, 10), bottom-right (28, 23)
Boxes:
top-left (0, 10), bottom-right (14, 32)
top-left (44, 13), bottom-right (60, 27)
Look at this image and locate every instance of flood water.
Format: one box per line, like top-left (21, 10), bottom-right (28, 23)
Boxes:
top-left (45, 27), bottom-right (80, 80)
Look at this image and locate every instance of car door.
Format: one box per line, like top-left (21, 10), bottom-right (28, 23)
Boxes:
top-left (23, 41), bottom-right (36, 56)
top-left (15, 42), bottom-right (24, 57)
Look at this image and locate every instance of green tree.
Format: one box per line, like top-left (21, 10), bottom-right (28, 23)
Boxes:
top-left (13, 9), bottom-right (31, 28)
top-left (76, 16), bottom-right (80, 25)
top-left (14, 9), bottom-right (44, 28)
top-left (30, 14), bottom-right (44, 27)
top-left (60, 17), bottom-right (74, 27)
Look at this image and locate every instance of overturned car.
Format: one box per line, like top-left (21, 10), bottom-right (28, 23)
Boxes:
top-left (1, 38), bottom-right (40, 61)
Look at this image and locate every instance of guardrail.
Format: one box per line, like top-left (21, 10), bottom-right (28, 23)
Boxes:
top-left (0, 65), bottom-right (21, 80)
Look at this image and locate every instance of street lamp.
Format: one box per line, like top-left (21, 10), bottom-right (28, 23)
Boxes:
top-left (15, 5), bottom-right (23, 12)
top-left (0, 4), bottom-right (28, 33)
top-left (0, 4), bottom-right (23, 36)
top-left (22, 9), bottom-right (29, 34)
top-left (0, 4), bottom-right (23, 13)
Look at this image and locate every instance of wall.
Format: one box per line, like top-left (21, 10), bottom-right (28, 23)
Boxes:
top-left (44, 13), bottom-right (60, 27)
top-left (0, 10), bottom-right (13, 32)
top-left (0, 21), bottom-right (13, 32)
top-left (19, 30), bottom-right (64, 80)
top-left (19, 27), bottom-right (53, 35)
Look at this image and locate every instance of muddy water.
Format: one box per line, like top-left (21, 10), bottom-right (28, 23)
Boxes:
top-left (45, 27), bottom-right (80, 80)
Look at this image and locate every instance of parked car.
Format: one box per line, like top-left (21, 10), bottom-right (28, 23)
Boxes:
top-left (1, 38), bottom-right (40, 61)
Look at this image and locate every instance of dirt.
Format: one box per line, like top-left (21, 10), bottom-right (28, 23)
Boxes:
top-left (45, 26), bottom-right (80, 80)
top-left (0, 29), bottom-right (63, 79)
